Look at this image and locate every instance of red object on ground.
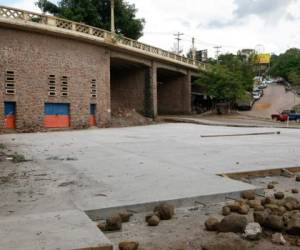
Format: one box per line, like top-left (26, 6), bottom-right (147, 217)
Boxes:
top-left (277, 114), bottom-right (288, 122)
top-left (271, 110), bottom-right (290, 122)
top-left (89, 115), bottom-right (96, 126)
top-left (4, 115), bottom-right (16, 129)
top-left (44, 115), bottom-right (70, 128)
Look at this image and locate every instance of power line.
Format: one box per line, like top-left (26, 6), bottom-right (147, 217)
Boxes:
top-left (143, 32), bottom-right (240, 49)
top-left (191, 37), bottom-right (196, 60)
top-left (174, 32), bottom-right (184, 54)
top-left (214, 46), bottom-right (222, 63)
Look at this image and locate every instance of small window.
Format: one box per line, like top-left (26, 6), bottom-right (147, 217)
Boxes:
top-left (90, 79), bottom-right (97, 98)
top-left (48, 75), bottom-right (56, 96)
top-left (5, 71), bottom-right (16, 95)
top-left (61, 76), bottom-right (69, 97)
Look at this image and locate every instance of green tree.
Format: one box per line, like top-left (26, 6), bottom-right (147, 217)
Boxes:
top-left (270, 48), bottom-right (300, 85)
top-left (195, 53), bottom-right (255, 104)
top-left (36, 0), bottom-right (145, 40)
top-left (196, 64), bottom-right (246, 104)
top-left (218, 53), bottom-right (255, 91)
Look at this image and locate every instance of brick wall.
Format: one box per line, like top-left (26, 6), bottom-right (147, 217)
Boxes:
top-left (157, 70), bottom-right (191, 115)
top-left (111, 67), bottom-right (146, 114)
top-left (0, 27), bottom-right (111, 131)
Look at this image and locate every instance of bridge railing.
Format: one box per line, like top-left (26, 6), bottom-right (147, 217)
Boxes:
top-left (0, 5), bottom-right (206, 70)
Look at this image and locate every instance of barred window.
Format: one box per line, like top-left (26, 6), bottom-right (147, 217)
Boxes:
top-left (90, 79), bottom-right (97, 98)
top-left (5, 71), bottom-right (16, 95)
top-left (48, 75), bottom-right (56, 96)
top-left (61, 76), bottom-right (69, 97)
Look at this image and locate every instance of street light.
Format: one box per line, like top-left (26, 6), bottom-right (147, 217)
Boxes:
top-left (111, 0), bottom-right (115, 33)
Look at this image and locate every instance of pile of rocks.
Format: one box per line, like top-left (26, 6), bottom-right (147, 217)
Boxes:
top-left (205, 188), bottom-right (300, 246)
top-left (145, 203), bottom-right (175, 226)
top-left (97, 211), bottom-right (133, 231)
top-left (98, 203), bottom-right (175, 250)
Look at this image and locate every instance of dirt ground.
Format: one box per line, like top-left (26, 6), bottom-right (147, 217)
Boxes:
top-left (188, 84), bottom-right (300, 127)
top-left (243, 84), bottom-right (300, 119)
top-left (111, 108), bottom-right (154, 127)
top-left (105, 174), bottom-right (300, 250)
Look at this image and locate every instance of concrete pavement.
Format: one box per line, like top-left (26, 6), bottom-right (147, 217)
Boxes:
top-left (0, 210), bottom-right (112, 250)
top-left (1, 123), bottom-right (300, 249)
top-left (1, 123), bottom-right (300, 217)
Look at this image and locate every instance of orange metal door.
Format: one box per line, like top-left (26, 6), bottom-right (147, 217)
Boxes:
top-left (4, 102), bottom-right (16, 129)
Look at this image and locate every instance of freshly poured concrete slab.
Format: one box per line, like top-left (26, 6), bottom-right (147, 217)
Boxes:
top-left (0, 210), bottom-right (112, 250)
top-left (1, 123), bottom-right (300, 218)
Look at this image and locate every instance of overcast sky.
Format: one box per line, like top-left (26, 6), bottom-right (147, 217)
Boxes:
top-left (3, 0), bottom-right (300, 58)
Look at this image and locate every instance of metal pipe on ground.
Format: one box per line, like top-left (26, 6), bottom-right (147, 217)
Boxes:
top-left (201, 131), bottom-right (281, 138)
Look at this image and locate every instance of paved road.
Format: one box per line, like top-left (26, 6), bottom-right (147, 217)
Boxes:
top-left (242, 84), bottom-right (300, 118)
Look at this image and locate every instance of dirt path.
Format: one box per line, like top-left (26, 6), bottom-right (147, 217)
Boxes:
top-left (242, 84), bottom-right (300, 118)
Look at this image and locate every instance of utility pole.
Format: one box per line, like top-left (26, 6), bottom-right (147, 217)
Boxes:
top-left (174, 32), bottom-right (184, 54)
top-left (214, 46), bottom-right (222, 64)
top-left (192, 37), bottom-right (196, 60)
top-left (111, 0), bottom-right (115, 33)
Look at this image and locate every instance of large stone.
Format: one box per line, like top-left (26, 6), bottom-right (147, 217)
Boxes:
top-left (147, 215), bottom-right (160, 227)
top-left (253, 211), bottom-right (269, 226)
top-left (296, 175), bottom-right (300, 182)
top-left (283, 211), bottom-right (300, 226)
top-left (119, 212), bottom-right (132, 223)
top-left (267, 183), bottom-right (275, 189)
top-left (227, 202), bottom-right (241, 212)
top-left (97, 223), bottom-right (106, 231)
top-left (238, 204), bottom-right (249, 215)
top-left (264, 215), bottom-right (284, 231)
top-left (261, 197), bottom-right (274, 206)
top-left (292, 188), bottom-right (299, 194)
top-left (243, 223), bottom-right (262, 241)
top-left (119, 241), bottom-right (139, 250)
top-left (284, 197), bottom-right (300, 210)
top-left (205, 217), bottom-right (219, 231)
top-left (265, 203), bottom-right (279, 210)
top-left (106, 214), bottom-right (122, 231)
top-left (241, 190), bottom-right (255, 200)
top-left (247, 199), bottom-right (261, 209)
top-left (274, 192), bottom-right (285, 200)
top-left (145, 212), bottom-right (160, 222)
top-left (286, 218), bottom-right (300, 235)
top-left (218, 214), bottom-right (248, 233)
top-left (253, 204), bottom-right (265, 211)
top-left (222, 206), bottom-right (231, 216)
top-left (272, 233), bottom-right (287, 245)
top-left (284, 202), bottom-right (294, 211)
top-left (154, 203), bottom-right (175, 220)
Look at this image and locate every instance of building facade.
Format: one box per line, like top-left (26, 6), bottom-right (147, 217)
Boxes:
top-left (0, 6), bottom-right (202, 132)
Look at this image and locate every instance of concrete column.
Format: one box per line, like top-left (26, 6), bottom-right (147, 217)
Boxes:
top-left (183, 70), bottom-right (192, 114)
top-left (98, 50), bottom-right (111, 127)
top-left (0, 93), bottom-right (4, 130)
top-left (144, 62), bottom-right (157, 118)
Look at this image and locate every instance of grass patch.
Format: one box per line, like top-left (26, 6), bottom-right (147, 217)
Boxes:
top-left (10, 153), bottom-right (27, 163)
top-left (0, 144), bottom-right (6, 150)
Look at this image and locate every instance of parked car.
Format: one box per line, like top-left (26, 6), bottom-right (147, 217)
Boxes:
top-left (252, 92), bottom-right (261, 100)
top-left (236, 92), bottom-right (254, 111)
top-left (271, 110), bottom-right (296, 122)
top-left (271, 110), bottom-right (290, 121)
top-left (258, 83), bottom-right (267, 89)
top-left (252, 88), bottom-right (263, 99)
top-left (288, 112), bottom-right (300, 122)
